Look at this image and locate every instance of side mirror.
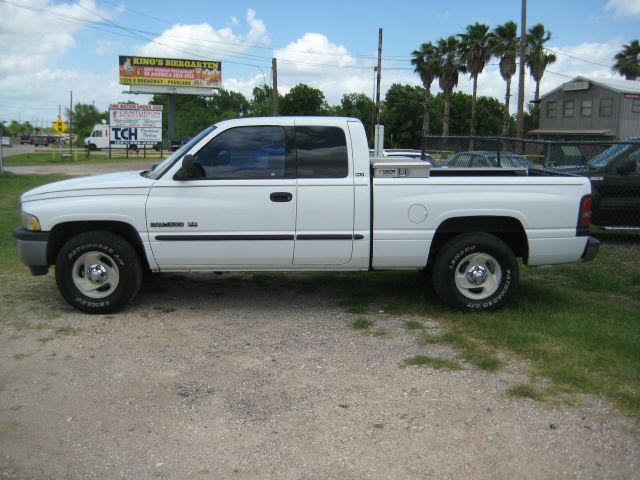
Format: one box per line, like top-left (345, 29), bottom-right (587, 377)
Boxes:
top-left (173, 154), bottom-right (204, 180)
top-left (617, 158), bottom-right (636, 175)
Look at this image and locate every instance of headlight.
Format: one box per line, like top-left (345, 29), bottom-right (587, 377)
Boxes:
top-left (20, 211), bottom-right (41, 231)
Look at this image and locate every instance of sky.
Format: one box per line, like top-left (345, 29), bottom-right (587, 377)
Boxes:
top-left (1, 0), bottom-right (639, 128)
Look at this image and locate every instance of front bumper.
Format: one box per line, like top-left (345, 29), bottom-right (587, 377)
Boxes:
top-left (581, 236), bottom-right (600, 262)
top-left (13, 228), bottom-right (50, 275)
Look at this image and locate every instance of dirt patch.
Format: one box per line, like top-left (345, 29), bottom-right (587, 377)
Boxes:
top-left (1, 272), bottom-right (638, 479)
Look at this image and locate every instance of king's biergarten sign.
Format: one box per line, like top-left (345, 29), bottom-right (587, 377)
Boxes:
top-left (119, 56), bottom-right (221, 94)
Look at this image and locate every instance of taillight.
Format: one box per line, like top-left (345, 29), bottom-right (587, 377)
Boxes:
top-left (577, 195), bottom-right (592, 234)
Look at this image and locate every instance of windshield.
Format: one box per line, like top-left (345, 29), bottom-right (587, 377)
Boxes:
top-left (142, 125), bottom-right (216, 179)
top-left (587, 143), bottom-right (632, 169)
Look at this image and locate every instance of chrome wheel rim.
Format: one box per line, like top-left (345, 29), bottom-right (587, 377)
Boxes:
top-left (454, 252), bottom-right (502, 300)
top-left (71, 251), bottom-right (120, 299)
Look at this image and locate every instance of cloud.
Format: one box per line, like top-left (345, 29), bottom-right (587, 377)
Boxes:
top-left (268, 33), bottom-right (365, 103)
top-left (134, 9), bottom-right (270, 60)
top-left (0, 0), bottom-right (115, 77)
top-left (95, 40), bottom-right (124, 56)
top-left (0, 0), bottom-right (123, 122)
top-left (605, 0), bottom-right (640, 17)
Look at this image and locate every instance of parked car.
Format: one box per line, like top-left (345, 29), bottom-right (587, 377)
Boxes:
top-left (31, 135), bottom-right (52, 146)
top-left (445, 151), bottom-right (533, 169)
top-left (170, 136), bottom-right (193, 151)
top-left (550, 138), bottom-right (640, 227)
top-left (19, 135), bottom-right (32, 144)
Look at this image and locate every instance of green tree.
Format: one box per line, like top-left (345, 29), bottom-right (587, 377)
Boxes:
top-left (612, 39), bottom-right (640, 80)
top-left (490, 21), bottom-right (519, 135)
top-left (208, 89), bottom-right (250, 120)
top-left (411, 41), bottom-right (439, 142)
top-left (380, 83), bottom-right (425, 148)
top-left (458, 23), bottom-right (492, 138)
top-left (250, 84), bottom-right (275, 116)
top-left (526, 23), bottom-right (556, 127)
top-left (280, 84), bottom-right (327, 115)
top-left (65, 103), bottom-right (106, 140)
top-left (435, 36), bottom-right (466, 137)
top-left (339, 92), bottom-right (375, 140)
top-left (151, 94), bottom-right (210, 139)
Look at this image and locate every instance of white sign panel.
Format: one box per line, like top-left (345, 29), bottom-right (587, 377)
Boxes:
top-left (562, 81), bottom-right (590, 92)
top-left (109, 104), bottom-right (163, 146)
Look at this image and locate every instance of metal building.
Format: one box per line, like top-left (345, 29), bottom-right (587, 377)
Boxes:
top-left (530, 76), bottom-right (640, 140)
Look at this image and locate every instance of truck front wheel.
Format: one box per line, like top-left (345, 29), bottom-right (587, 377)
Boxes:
top-left (55, 231), bottom-right (142, 314)
top-left (432, 233), bottom-right (518, 311)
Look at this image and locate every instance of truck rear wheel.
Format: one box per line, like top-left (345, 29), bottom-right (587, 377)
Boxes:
top-left (432, 233), bottom-right (518, 311)
top-left (55, 231), bottom-right (142, 314)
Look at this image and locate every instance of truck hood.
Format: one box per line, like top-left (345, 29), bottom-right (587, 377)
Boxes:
top-left (21, 171), bottom-right (154, 201)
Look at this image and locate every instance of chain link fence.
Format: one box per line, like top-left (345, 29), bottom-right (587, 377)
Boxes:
top-left (422, 135), bottom-right (640, 267)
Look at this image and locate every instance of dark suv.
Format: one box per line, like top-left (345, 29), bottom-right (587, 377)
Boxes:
top-left (556, 139), bottom-right (640, 227)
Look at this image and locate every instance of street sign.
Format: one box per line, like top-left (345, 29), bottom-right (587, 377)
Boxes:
top-left (52, 120), bottom-right (68, 134)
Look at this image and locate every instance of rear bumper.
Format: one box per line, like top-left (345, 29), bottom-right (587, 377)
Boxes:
top-left (581, 236), bottom-right (600, 262)
top-left (13, 228), bottom-right (50, 275)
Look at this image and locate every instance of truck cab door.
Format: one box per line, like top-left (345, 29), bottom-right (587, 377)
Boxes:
top-left (146, 125), bottom-right (298, 269)
top-left (293, 124), bottom-right (355, 265)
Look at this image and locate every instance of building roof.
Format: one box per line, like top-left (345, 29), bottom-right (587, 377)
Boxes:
top-left (541, 76), bottom-right (640, 99)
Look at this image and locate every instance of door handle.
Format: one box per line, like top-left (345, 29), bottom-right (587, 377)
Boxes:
top-left (270, 192), bottom-right (293, 202)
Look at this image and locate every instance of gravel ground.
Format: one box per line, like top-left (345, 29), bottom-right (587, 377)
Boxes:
top-left (0, 272), bottom-right (638, 480)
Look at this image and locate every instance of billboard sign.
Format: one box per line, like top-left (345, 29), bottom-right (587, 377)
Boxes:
top-left (119, 56), bottom-right (221, 95)
top-left (109, 104), bottom-right (163, 146)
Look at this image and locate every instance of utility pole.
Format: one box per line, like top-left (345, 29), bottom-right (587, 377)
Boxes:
top-left (516, 0), bottom-right (527, 144)
top-left (374, 28), bottom-right (383, 155)
top-left (69, 90), bottom-right (73, 157)
top-left (272, 57), bottom-right (279, 116)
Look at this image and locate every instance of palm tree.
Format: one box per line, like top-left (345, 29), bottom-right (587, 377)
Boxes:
top-left (490, 21), bottom-right (519, 135)
top-left (458, 22), bottom-right (492, 138)
top-left (435, 36), bottom-right (465, 138)
top-left (526, 24), bottom-right (557, 127)
top-left (613, 40), bottom-right (640, 80)
top-left (411, 42), bottom-right (439, 153)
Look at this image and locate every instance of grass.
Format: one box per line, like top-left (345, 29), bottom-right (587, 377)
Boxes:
top-left (401, 355), bottom-right (461, 370)
top-left (404, 319), bottom-right (425, 330)
top-left (352, 317), bottom-right (374, 330)
top-left (507, 383), bottom-right (546, 401)
top-left (4, 151), bottom-right (165, 166)
top-left (421, 330), bottom-right (502, 371)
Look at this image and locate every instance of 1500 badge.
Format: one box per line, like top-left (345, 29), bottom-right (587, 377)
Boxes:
top-left (150, 222), bottom-right (198, 228)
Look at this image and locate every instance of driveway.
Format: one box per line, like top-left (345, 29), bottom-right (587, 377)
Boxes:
top-left (0, 272), bottom-right (638, 479)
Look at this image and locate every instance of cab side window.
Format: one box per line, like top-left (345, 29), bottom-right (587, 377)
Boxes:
top-left (194, 126), bottom-right (288, 179)
top-left (296, 127), bottom-right (348, 178)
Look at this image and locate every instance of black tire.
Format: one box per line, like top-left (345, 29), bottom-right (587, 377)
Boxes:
top-left (432, 232), bottom-right (518, 311)
top-left (88, 143), bottom-right (97, 151)
top-left (55, 231), bottom-right (142, 314)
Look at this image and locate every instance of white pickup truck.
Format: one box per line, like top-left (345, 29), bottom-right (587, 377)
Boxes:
top-left (14, 117), bottom-right (598, 314)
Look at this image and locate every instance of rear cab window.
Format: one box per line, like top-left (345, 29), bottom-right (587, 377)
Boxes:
top-left (295, 126), bottom-right (348, 178)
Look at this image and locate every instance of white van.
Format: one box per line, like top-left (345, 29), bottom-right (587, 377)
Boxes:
top-left (84, 124), bottom-right (138, 151)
